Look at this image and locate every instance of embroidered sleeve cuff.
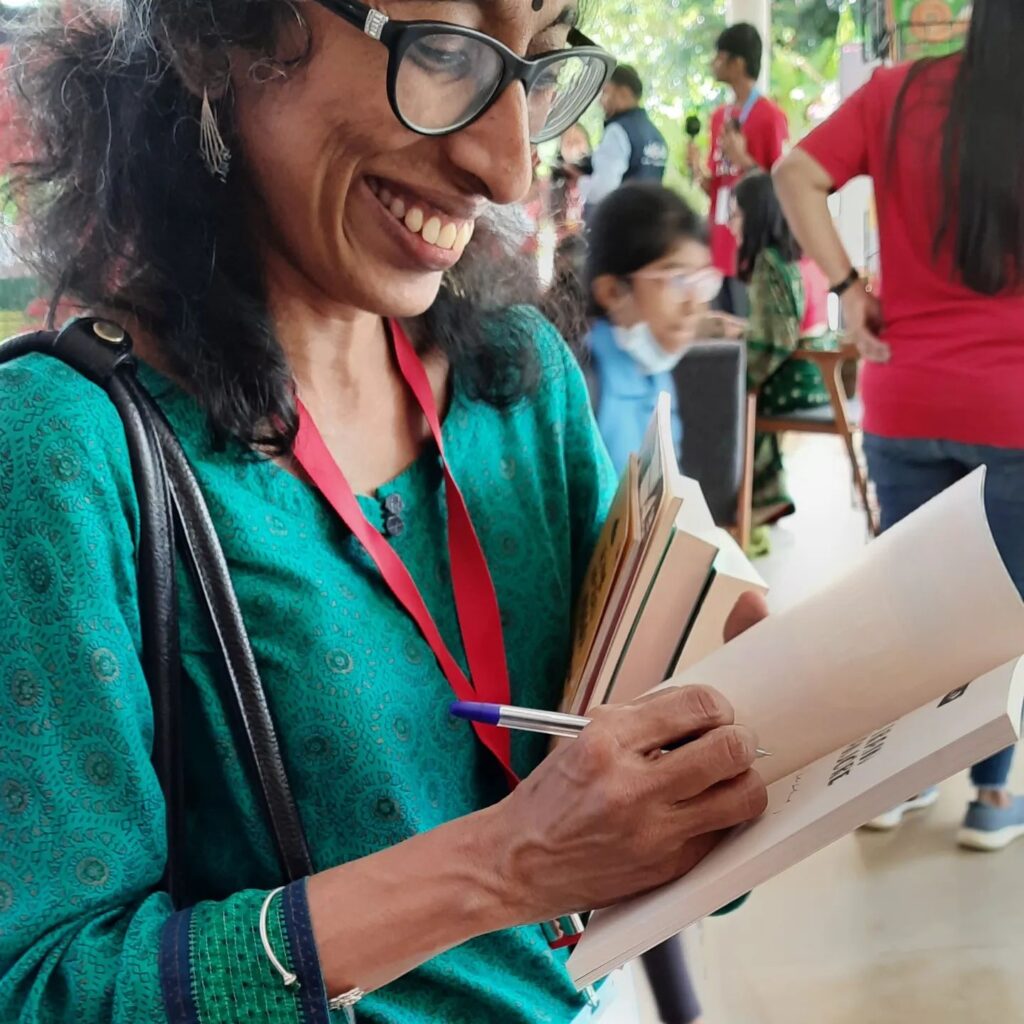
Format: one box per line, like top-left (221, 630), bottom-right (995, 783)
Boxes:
top-left (159, 878), bottom-right (339, 1023)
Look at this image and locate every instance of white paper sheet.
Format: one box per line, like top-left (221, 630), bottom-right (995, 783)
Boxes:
top-left (660, 469), bottom-right (1024, 785)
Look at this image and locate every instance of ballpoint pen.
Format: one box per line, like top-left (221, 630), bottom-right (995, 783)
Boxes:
top-left (450, 701), bottom-right (771, 757)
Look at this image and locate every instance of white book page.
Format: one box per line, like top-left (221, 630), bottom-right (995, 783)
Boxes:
top-left (569, 658), bottom-right (1024, 988)
top-left (660, 470), bottom-right (1024, 785)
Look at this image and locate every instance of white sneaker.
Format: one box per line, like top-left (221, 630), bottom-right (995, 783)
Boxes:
top-left (861, 788), bottom-right (940, 832)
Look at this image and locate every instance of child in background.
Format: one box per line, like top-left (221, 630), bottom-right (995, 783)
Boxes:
top-left (584, 183), bottom-right (725, 476)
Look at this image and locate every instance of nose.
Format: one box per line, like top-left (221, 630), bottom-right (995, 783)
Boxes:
top-left (442, 82), bottom-right (535, 206)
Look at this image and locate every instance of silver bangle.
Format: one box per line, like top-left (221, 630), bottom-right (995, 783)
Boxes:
top-left (259, 887), bottom-right (298, 988)
top-left (259, 886), bottom-right (365, 1013)
top-left (328, 986), bottom-right (365, 1011)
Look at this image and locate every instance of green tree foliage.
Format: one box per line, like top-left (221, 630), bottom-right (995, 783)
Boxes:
top-left (586, 0), bottom-right (850, 202)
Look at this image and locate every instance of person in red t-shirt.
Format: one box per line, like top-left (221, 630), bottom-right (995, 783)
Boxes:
top-left (775, 0), bottom-right (1024, 851)
top-left (688, 23), bottom-right (789, 316)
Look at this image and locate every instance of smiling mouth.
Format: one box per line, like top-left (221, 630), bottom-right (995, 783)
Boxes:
top-left (367, 176), bottom-right (476, 254)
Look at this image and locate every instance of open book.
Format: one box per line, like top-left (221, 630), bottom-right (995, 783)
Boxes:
top-left (567, 469), bottom-right (1024, 988)
top-left (562, 394), bottom-right (764, 712)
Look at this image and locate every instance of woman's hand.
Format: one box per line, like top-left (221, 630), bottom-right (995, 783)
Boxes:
top-left (698, 312), bottom-right (747, 340)
top-left (490, 685), bottom-right (767, 922)
top-left (841, 281), bottom-right (888, 363)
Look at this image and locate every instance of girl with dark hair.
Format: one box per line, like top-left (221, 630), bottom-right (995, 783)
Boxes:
top-left (732, 172), bottom-right (837, 526)
top-left (775, 0), bottom-right (1024, 849)
top-left (0, 2), bottom-right (771, 1022)
top-left (584, 182), bottom-right (726, 475)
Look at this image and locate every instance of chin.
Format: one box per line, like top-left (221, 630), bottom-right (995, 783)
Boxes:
top-left (670, 328), bottom-right (700, 350)
top-left (341, 266), bottom-right (447, 321)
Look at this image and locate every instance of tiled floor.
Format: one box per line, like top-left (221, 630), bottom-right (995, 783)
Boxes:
top-left (634, 435), bottom-right (1024, 1024)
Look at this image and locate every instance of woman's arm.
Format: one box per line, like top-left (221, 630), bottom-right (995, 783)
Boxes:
top-left (310, 684), bottom-right (764, 997)
top-left (772, 150), bottom-right (852, 285)
top-left (773, 142), bottom-right (888, 361)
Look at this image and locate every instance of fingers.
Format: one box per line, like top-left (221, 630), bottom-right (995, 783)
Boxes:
top-left (589, 685), bottom-right (735, 755)
top-left (723, 590), bottom-right (768, 642)
top-left (650, 724), bottom-right (760, 801)
top-left (853, 324), bottom-right (890, 363)
top-left (674, 769), bottom-right (769, 836)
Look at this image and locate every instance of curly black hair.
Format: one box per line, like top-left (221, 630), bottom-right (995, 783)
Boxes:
top-left (6, 1), bottom-right (542, 453)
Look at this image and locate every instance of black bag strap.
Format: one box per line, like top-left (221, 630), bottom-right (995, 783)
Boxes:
top-left (0, 318), bottom-right (313, 903)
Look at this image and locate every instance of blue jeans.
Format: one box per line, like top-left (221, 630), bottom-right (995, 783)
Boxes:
top-left (864, 435), bottom-right (1024, 789)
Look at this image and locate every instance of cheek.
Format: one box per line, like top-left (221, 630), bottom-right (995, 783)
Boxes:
top-left (235, 70), bottom-right (392, 227)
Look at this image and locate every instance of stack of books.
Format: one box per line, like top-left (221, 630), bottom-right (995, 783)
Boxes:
top-left (561, 393), bottom-right (766, 715)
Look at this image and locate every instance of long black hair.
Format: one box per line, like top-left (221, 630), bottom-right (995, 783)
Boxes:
top-left (890, 0), bottom-right (1024, 295)
top-left (5, 2), bottom-right (541, 454)
top-left (734, 172), bottom-right (801, 284)
top-left (584, 183), bottom-right (708, 317)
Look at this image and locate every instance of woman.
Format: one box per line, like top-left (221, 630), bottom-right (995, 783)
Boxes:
top-left (0, 3), bottom-right (769, 1022)
top-left (583, 182), bottom-right (726, 476)
top-left (732, 172), bottom-right (837, 526)
top-left (774, 0), bottom-right (1024, 849)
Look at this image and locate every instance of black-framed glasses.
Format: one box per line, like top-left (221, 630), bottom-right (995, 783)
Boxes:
top-left (314, 0), bottom-right (616, 144)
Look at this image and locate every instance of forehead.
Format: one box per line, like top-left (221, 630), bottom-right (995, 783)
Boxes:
top-left (651, 238), bottom-right (712, 269)
top-left (392, 0), bottom-right (577, 22)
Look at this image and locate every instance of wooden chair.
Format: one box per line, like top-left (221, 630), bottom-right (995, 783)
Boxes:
top-left (745, 343), bottom-right (880, 536)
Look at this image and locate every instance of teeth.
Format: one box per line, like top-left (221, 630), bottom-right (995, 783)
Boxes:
top-left (437, 223), bottom-right (458, 250)
top-left (421, 217), bottom-right (442, 247)
top-left (404, 207), bottom-right (424, 234)
top-left (384, 190), bottom-right (475, 252)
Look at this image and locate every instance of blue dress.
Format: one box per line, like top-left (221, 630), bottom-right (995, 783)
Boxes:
top-left (586, 317), bottom-right (683, 475)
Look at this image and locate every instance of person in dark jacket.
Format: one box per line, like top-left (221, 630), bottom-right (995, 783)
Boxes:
top-left (584, 65), bottom-right (669, 216)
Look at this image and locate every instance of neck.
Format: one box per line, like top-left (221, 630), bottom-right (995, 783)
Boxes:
top-left (733, 79), bottom-right (757, 105)
top-left (262, 247), bottom-right (449, 494)
top-left (263, 250), bottom-right (393, 411)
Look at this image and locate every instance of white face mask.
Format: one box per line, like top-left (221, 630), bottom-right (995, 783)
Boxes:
top-left (612, 322), bottom-right (685, 376)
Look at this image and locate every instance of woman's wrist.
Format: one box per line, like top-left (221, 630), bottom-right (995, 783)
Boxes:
top-left (446, 802), bottom-right (538, 932)
top-left (307, 804), bottom-right (533, 998)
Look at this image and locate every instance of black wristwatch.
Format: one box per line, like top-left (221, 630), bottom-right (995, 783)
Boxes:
top-left (830, 268), bottom-right (861, 297)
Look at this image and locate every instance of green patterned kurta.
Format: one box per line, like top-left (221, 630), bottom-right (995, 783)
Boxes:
top-left (745, 248), bottom-right (837, 511)
top-left (0, 311), bottom-right (616, 1023)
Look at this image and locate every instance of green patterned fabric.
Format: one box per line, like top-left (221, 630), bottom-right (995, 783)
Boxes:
top-left (745, 248), bottom-right (837, 510)
top-left (0, 311), bottom-right (616, 1023)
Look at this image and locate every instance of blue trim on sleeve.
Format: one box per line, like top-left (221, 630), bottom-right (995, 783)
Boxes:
top-left (281, 878), bottom-right (336, 1023)
top-left (159, 907), bottom-right (200, 1024)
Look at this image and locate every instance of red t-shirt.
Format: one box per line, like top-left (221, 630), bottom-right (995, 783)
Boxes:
top-left (800, 58), bottom-right (1024, 449)
top-left (707, 95), bottom-right (789, 276)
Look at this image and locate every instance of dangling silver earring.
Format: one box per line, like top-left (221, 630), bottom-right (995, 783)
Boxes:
top-left (199, 88), bottom-right (231, 182)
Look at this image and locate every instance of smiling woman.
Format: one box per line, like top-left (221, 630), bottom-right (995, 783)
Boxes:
top-left (0, 3), bottom-right (769, 1023)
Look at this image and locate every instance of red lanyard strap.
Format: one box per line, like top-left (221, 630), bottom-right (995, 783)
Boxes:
top-left (292, 322), bottom-right (517, 787)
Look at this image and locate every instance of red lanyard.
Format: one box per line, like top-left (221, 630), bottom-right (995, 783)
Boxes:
top-left (291, 320), bottom-right (518, 788)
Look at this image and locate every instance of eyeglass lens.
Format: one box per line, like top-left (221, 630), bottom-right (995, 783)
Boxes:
top-left (395, 33), bottom-right (607, 142)
top-left (672, 271), bottom-right (724, 303)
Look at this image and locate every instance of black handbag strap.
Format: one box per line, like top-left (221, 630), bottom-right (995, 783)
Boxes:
top-left (0, 318), bottom-right (313, 903)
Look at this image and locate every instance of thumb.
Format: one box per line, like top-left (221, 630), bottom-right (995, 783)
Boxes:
top-left (723, 590), bottom-right (769, 643)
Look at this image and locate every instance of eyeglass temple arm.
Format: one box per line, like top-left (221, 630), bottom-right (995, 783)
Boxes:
top-left (315, 0), bottom-right (390, 37)
top-left (568, 28), bottom-right (600, 48)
